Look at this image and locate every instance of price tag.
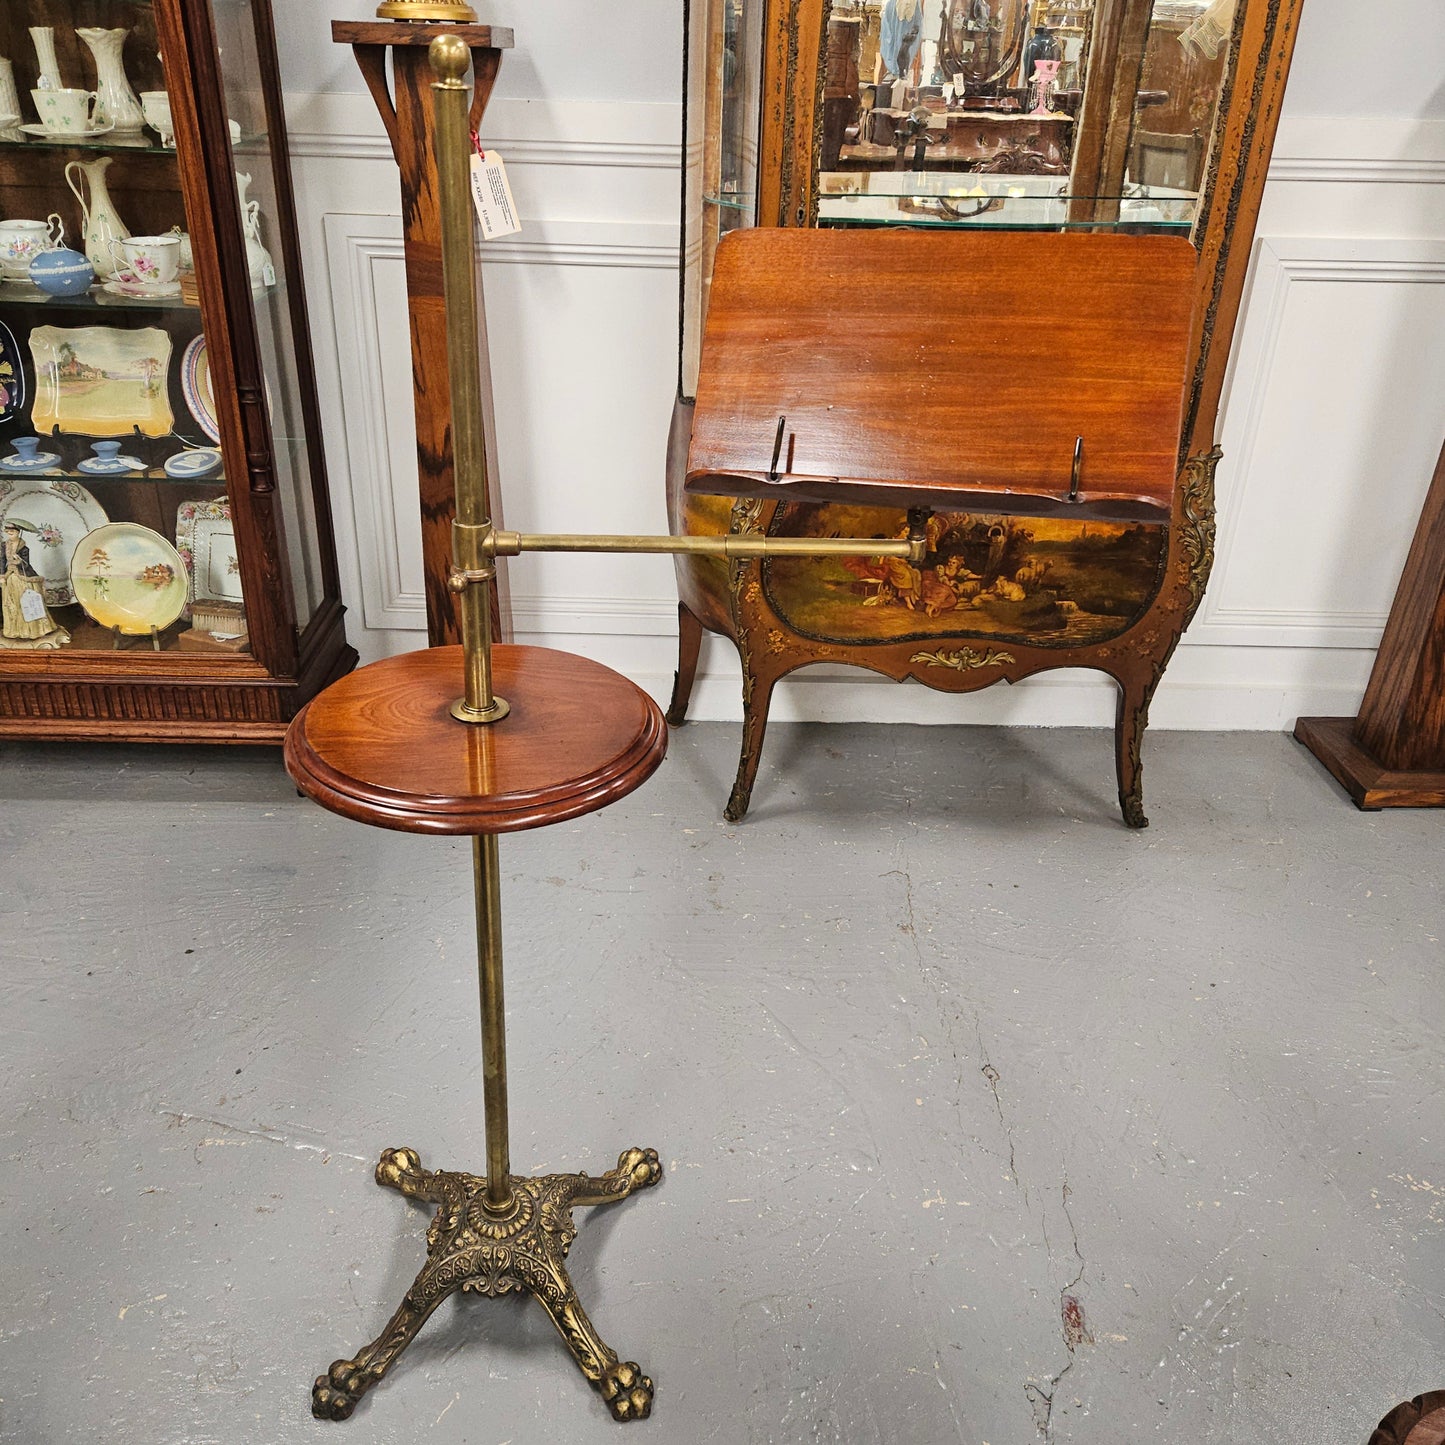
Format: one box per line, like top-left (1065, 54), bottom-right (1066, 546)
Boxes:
top-left (469, 150), bottom-right (520, 240)
top-left (20, 585), bottom-right (46, 623)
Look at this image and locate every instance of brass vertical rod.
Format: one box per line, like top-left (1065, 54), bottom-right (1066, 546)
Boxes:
top-left (472, 834), bottom-right (512, 1210)
top-left (431, 35), bottom-right (508, 725)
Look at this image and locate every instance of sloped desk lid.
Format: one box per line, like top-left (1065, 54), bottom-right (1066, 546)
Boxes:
top-left (685, 228), bottom-right (1197, 521)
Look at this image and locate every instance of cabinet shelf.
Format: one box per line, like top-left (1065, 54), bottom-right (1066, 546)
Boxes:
top-left (0, 129), bottom-right (263, 156)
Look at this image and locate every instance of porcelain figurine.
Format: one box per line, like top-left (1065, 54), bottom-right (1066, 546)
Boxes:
top-left (235, 173), bottom-right (275, 290)
top-left (76, 28), bottom-right (144, 133)
top-left (65, 156), bottom-right (129, 280)
top-left (1, 521), bottom-right (70, 648)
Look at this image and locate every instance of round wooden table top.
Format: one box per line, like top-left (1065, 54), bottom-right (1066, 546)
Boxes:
top-left (284, 645), bottom-right (667, 835)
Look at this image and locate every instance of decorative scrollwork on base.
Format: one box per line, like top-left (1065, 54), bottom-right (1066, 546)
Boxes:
top-left (910, 646), bottom-right (1017, 672)
top-left (311, 1145), bottom-right (662, 1424)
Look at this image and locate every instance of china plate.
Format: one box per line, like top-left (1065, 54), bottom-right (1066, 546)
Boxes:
top-left (180, 335), bottom-right (219, 443)
top-left (71, 521), bottom-right (187, 634)
top-left (102, 277), bottom-right (182, 300)
top-left (0, 450), bottom-right (61, 473)
top-left (163, 448), bottom-right (222, 480)
top-left (29, 324), bottom-right (174, 438)
top-left (0, 319), bottom-right (24, 422)
top-left (175, 496), bottom-right (240, 611)
top-left (19, 122), bottom-right (115, 139)
top-left (0, 476), bottom-right (108, 604)
top-left (76, 454), bottom-right (145, 475)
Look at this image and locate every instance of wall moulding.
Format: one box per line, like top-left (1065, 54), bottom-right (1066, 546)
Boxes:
top-left (286, 91), bottom-right (683, 168)
top-left (1201, 235), bottom-right (1445, 650)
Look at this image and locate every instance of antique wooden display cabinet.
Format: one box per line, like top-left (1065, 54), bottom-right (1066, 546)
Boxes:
top-left (0, 0), bottom-right (354, 740)
top-left (667, 0), bottom-right (1303, 824)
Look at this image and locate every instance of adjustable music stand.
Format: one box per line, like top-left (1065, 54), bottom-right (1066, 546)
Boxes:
top-left (284, 35), bottom-right (1196, 1424)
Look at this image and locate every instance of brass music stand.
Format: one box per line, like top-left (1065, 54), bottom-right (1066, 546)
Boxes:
top-left (285, 33), bottom-right (1195, 1423)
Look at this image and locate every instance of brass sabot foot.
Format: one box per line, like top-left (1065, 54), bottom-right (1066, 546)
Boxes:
top-left (311, 1145), bottom-right (663, 1423)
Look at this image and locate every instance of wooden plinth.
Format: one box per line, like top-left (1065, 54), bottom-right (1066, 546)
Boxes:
top-left (1295, 439), bottom-right (1445, 810)
top-left (1369, 1390), bottom-right (1445, 1445)
top-left (1293, 717), bottom-right (1445, 810)
top-left (285, 645), bottom-right (667, 835)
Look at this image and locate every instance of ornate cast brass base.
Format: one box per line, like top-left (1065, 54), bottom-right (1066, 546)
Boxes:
top-left (312, 1145), bottom-right (663, 1423)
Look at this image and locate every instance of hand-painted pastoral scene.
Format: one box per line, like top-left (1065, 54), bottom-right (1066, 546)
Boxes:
top-left (762, 503), bottom-right (1168, 647)
top-left (28, 326), bottom-right (174, 439)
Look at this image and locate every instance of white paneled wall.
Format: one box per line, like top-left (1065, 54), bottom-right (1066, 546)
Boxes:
top-left (279, 5), bottom-right (1445, 729)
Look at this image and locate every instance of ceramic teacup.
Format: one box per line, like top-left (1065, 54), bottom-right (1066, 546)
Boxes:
top-left (108, 233), bottom-right (181, 286)
top-left (139, 90), bottom-right (173, 146)
top-left (31, 86), bottom-right (96, 134)
top-left (0, 215), bottom-right (64, 279)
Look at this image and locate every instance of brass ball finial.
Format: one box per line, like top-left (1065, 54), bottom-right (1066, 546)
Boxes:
top-left (429, 33), bottom-right (471, 82)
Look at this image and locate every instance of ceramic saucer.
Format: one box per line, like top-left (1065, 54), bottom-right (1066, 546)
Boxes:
top-left (0, 449), bottom-right (60, 472)
top-left (19, 122), bottom-right (115, 140)
top-left (163, 448), bottom-right (223, 480)
top-left (77, 454), bottom-right (145, 476)
top-left (102, 276), bottom-right (182, 300)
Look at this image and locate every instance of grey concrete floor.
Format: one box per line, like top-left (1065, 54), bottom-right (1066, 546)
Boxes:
top-left (1, 722), bottom-right (1442, 1445)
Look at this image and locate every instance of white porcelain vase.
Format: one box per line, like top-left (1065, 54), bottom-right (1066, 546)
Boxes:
top-left (77, 27), bottom-right (144, 133)
top-left (0, 58), bottom-right (22, 124)
top-left (65, 156), bottom-right (129, 279)
top-left (28, 27), bottom-right (63, 92)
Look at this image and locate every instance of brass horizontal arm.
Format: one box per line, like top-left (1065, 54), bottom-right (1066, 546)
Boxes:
top-left (448, 514), bottom-right (931, 592)
top-left (490, 531), bottom-right (927, 562)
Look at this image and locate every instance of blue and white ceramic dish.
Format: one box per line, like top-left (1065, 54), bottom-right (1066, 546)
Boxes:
top-left (162, 447), bottom-right (222, 480)
top-left (1, 436), bottom-right (60, 473)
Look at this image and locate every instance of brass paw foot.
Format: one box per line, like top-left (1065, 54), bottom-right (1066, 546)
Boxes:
top-left (311, 1145), bottom-right (663, 1422)
top-left (600, 1359), bottom-right (654, 1421)
top-left (312, 1361), bottom-right (370, 1421)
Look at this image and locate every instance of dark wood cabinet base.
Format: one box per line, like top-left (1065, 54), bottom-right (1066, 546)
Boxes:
top-left (1293, 716), bottom-right (1445, 810)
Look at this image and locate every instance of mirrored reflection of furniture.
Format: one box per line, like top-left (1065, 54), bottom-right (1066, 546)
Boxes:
top-left (1295, 438), bottom-right (1445, 810)
top-left (666, 0), bottom-right (1303, 825)
top-left (330, 17), bottom-right (514, 648)
top-left (0, 0), bottom-right (354, 739)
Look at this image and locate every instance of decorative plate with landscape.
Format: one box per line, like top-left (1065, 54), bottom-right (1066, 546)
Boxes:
top-left (28, 325), bottom-right (174, 438)
top-left (70, 522), bottom-right (188, 634)
top-left (0, 476), bottom-right (108, 604)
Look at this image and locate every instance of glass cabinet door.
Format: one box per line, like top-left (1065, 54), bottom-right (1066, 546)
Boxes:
top-left (681, 0), bottom-right (765, 401)
top-left (204, 0), bottom-right (332, 640)
top-left (679, 1), bottom-right (1240, 406)
top-left (0, 1), bottom-right (252, 656)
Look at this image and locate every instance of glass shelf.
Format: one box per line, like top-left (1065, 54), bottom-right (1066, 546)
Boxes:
top-left (0, 278), bottom-right (282, 315)
top-left (817, 173), bottom-right (1198, 232)
top-left (0, 128), bottom-right (266, 156)
top-left (703, 191), bottom-right (755, 214)
top-left (0, 466), bottom-right (226, 486)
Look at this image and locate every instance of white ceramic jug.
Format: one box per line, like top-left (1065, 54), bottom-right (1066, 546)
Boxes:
top-left (65, 156), bottom-right (129, 279)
